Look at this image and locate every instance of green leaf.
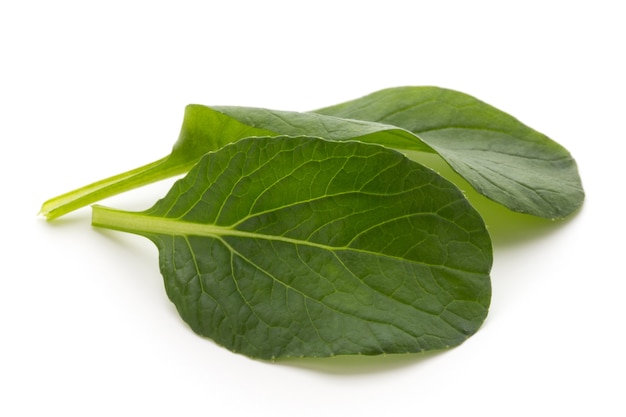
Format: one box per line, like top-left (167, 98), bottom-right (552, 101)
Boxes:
top-left (210, 105), bottom-right (434, 153)
top-left (92, 136), bottom-right (492, 359)
top-left (41, 86), bottom-right (583, 220)
top-left (314, 86), bottom-right (585, 218)
top-left (39, 105), bottom-right (277, 220)
top-left (39, 104), bottom-right (418, 219)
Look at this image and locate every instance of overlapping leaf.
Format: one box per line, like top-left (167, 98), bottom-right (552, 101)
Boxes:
top-left (40, 86), bottom-right (584, 220)
top-left (212, 87), bottom-right (584, 217)
top-left (92, 136), bottom-right (492, 359)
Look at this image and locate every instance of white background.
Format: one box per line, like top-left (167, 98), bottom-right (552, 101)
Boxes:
top-left (2, 1), bottom-right (624, 415)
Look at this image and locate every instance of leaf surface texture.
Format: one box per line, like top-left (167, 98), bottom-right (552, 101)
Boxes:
top-left (93, 136), bottom-right (492, 359)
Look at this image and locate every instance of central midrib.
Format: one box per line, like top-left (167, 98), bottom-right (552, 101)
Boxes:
top-left (91, 204), bottom-right (483, 275)
top-left (92, 204), bottom-right (345, 252)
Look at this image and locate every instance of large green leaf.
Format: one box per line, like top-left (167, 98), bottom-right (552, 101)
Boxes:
top-left (314, 86), bottom-right (584, 218)
top-left (92, 136), bottom-right (492, 359)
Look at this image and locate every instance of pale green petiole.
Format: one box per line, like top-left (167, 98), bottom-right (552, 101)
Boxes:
top-left (40, 157), bottom-right (194, 220)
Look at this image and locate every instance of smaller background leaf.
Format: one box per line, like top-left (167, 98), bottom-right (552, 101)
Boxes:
top-left (315, 86), bottom-right (585, 218)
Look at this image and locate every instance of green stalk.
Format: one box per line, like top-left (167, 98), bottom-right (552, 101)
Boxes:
top-left (39, 156), bottom-right (193, 220)
top-left (91, 205), bottom-right (151, 234)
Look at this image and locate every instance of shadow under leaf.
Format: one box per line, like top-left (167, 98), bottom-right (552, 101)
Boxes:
top-left (270, 348), bottom-right (448, 376)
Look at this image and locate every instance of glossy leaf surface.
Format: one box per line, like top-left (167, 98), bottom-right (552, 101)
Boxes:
top-left (92, 136), bottom-right (492, 359)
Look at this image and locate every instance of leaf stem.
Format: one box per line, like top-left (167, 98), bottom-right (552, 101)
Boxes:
top-left (39, 156), bottom-right (193, 220)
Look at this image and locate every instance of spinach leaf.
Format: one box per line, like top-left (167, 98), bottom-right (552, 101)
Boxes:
top-left (92, 136), bottom-right (492, 359)
top-left (39, 105), bottom-right (277, 220)
top-left (314, 86), bottom-right (584, 218)
top-left (39, 105), bottom-right (416, 219)
top-left (41, 87), bottom-right (583, 220)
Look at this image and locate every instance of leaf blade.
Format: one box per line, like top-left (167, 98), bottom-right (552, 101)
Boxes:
top-left (93, 136), bottom-right (492, 359)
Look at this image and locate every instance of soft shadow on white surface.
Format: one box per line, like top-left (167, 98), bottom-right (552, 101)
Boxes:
top-left (271, 349), bottom-right (450, 375)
